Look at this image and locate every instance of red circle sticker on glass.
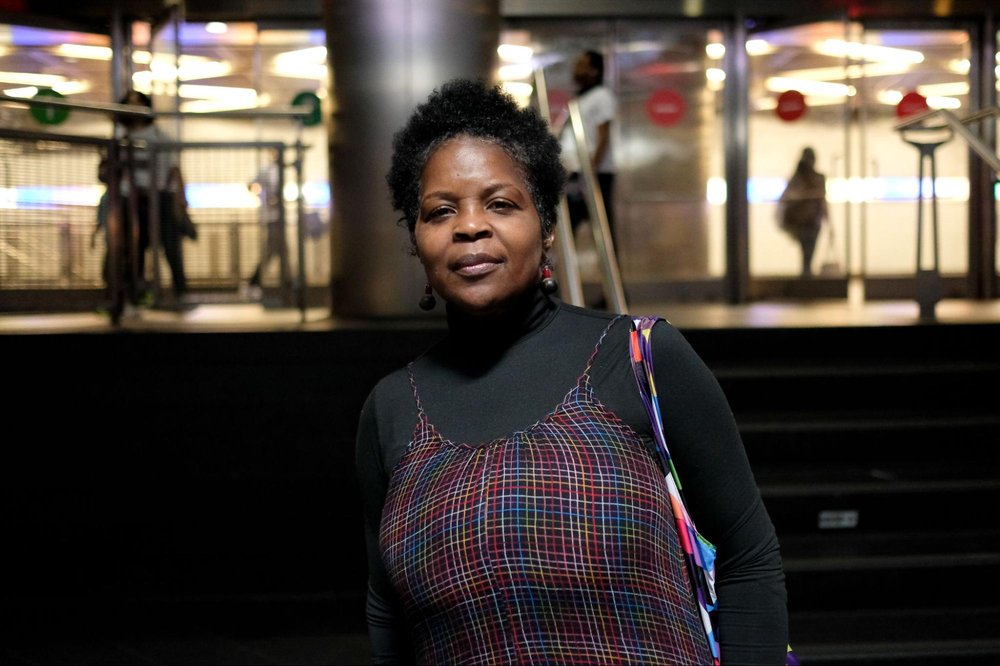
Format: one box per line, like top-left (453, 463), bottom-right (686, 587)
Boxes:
top-left (646, 89), bottom-right (685, 126)
top-left (896, 91), bottom-right (929, 119)
top-left (776, 90), bottom-right (806, 121)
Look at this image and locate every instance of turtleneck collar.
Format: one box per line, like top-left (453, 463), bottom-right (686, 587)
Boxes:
top-left (444, 288), bottom-right (559, 356)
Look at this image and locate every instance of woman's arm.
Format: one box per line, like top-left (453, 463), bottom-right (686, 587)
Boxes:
top-left (649, 321), bottom-right (789, 664)
top-left (355, 389), bottom-right (412, 664)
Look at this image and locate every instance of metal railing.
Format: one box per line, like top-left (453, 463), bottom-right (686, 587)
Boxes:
top-left (0, 94), bottom-right (327, 324)
top-left (533, 67), bottom-right (628, 314)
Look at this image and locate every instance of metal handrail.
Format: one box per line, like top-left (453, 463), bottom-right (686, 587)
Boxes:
top-left (533, 67), bottom-right (585, 307)
top-left (894, 106), bottom-right (1000, 173)
top-left (567, 98), bottom-right (628, 313)
top-left (0, 93), bottom-right (314, 121)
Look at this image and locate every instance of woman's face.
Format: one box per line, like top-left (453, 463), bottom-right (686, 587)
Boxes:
top-left (414, 135), bottom-right (551, 317)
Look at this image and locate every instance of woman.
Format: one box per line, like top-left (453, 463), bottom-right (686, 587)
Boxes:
top-left (778, 147), bottom-right (828, 278)
top-left (356, 79), bottom-right (788, 665)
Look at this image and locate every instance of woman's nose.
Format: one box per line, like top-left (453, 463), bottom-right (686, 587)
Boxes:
top-left (452, 210), bottom-right (492, 241)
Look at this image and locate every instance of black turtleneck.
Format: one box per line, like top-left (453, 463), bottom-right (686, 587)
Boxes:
top-left (355, 293), bottom-right (788, 664)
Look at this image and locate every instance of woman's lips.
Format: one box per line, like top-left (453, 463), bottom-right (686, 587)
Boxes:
top-left (452, 253), bottom-right (501, 277)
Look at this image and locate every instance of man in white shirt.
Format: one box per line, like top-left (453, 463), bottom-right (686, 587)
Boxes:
top-left (558, 49), bottom-right (617, 246)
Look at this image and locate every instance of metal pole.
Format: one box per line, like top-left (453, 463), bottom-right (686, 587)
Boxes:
top-left (567, 98), bottom-right (627, 313)
top-left (533, 66), bottom-right (584, 307)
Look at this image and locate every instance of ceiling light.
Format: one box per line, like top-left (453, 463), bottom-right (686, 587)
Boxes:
top-left (271, 47), bottom-right (328, 79)
top-left (497, 44), bottom-right (534, 63)
top-left (53, 44), bottom-right (112, 60)
top-left (205, 22), bottom-right (228, 35)
top-left (918, 81), bottom-right (968, 97)
top-left (745, 39), bottom-right (774, 56)
top-left (0, 71), bottom-right (66, 86)
top-left (815, 39), bottom-right (924, 64)
top-left (498, 63), bottom-right (532, 81)
top-left (766, 76), bottom-right (853, 97)
top-left (705, 42), bottom-right (725, 60)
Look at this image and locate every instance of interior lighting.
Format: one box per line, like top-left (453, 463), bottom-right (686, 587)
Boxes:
top-left (178, 83), bottom-right (259, 101)
top-left (877, 89), bottom-right (903, 105)
top-left (918, 81), bottom-right (968, 97)
top-left (705, 42), bottom-right (725, 60)
top-left (53, 43), bottom-right (112, 60)
top-left (205, 22), bottom-right (228, 35)
top-left (500, 81), bottom-right (532, 107)
top-left (778, 61), bottom-right (913, 82)
top-left (948, 58), bottom-right (970, 74)
top-left (814, 39), bottom-right (924, 64)
top-left (925, 95), bottom-right (962, 110)
top-left (497, 44), bottom-right (534, 63)
top-left (745, 39), bottom-right (774, 56)
top-left (2, 86), bottom-right (38, 98)
top-left (180, 92), bottom-right (270, 113)
top-left (272, 46), bottom-right (327, 79)
top-left (766, 76), bottom-right (853, 97)
top-left (498, 63), bottom-right (533, 81)
top-left (0, 71), bottom-right (66, 86)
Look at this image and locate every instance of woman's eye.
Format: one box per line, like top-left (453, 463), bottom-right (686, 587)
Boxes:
top-left (423, 206), bottom-right (452, 220)
top-left (489, 199), bottom-right (516, 212)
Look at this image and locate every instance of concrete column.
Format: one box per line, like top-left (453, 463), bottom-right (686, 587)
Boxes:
top-left (325, 0), bottom-right (500, 317)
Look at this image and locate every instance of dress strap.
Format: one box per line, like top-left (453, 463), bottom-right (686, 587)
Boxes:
top-left (581, 314), bottom-right (628, 377)
top-left (406, 362), bottom-right (427, 419)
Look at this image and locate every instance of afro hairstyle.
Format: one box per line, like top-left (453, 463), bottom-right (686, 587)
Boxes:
top-left (386, 78), bottom-right (565, 243)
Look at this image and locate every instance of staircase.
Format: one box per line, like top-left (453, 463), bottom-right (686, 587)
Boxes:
top-left (683, 323), bottom-right (1000, 664)
top-left (2, 319), bottom-right (998, 664)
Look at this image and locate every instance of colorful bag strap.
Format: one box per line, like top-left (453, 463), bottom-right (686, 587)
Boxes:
top-left (629, 316), bottom-right (800, 666)
top-left (628, 316), bottom-right (720, 665)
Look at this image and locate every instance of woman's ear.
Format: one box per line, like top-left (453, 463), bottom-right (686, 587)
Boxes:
top-left (542, 232), bottom-right (555, 252)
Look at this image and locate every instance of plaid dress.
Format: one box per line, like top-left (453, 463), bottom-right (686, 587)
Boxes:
top-left (379, 322), bottom-right (712, 665)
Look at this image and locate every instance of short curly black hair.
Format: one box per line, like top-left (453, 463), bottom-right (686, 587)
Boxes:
top-left (386, 78), bottom-right (565, 244)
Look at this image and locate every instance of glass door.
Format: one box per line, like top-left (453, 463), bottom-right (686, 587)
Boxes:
top-left (747, 19), bottom-right (973, 300)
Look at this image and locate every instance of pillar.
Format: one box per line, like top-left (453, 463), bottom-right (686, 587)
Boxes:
top-left (324, 0), bottom-right (501, 317)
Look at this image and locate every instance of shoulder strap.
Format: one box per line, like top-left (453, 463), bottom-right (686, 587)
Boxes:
top-left (628, 316), bottom-right (721, 665)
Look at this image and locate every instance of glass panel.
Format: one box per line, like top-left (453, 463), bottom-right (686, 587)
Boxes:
top-left (501, 18), bottom-right (727, 293)
top-left (858, 27), bottom-right (970, 278)
top-left (747, 21), bottom-right (850, 279)
top-left (0, 24), bottom-right (112, 134)
top-left (748, 23), bottom-right (971, 284)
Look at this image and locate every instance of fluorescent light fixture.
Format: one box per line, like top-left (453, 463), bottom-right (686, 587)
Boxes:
top-left (497, 44), bottom-right (533, 63)
top-left (705, 42), bottom-right (725, 60)
top-left (778, 61), bottom-right (913, 82)
top-left (948, 58), bottom-right (970, 75)
top-left (501, 81), bottom-right (533, 107)
top-left (926, 95), bottom-right (961, 109)
top-left (54, 43), bottom-right (112, 60)
top-left (766, 76), bottom-right (854, 97)
top-left (498, 63), bottom-right (532, 81)
top-left (0, 71), bottom-right (66, 86)
top-left (178, 83), bottom-right (258, 100)
top-left (918, 81), bottom-right (969, 97)
top-left (706, 67), bottom-right (726, 82)
top-left (814, 39), bottom-right (924, 64)
top-left (3, 86), bottom-right (38, 98)
top-left (271, 46), bottom-right (327, 79)
top-left (877, 89), bottom-right (903, 105)
top-left (745, 39), bottom-right (774, 56)
top-left (180, 92), bottom-right (271, 113)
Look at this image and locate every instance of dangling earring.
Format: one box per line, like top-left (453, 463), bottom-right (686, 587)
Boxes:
top-left (418, 283), bottom-right (437, 311)
top-left (540, 259), bottom-right (559, 295)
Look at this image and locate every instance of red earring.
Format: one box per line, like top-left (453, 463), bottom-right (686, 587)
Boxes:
top-left (540, 261), bottom-right (558, 295)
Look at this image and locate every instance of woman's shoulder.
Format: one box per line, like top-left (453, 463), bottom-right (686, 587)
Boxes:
top-left (365, 363), bottom-right (415, 410)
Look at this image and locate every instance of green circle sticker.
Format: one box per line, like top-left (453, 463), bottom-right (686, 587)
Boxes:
top-left (30, 88), bottom-right (70, 125)
top-left (292, 91), bottom-right (321, 126)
